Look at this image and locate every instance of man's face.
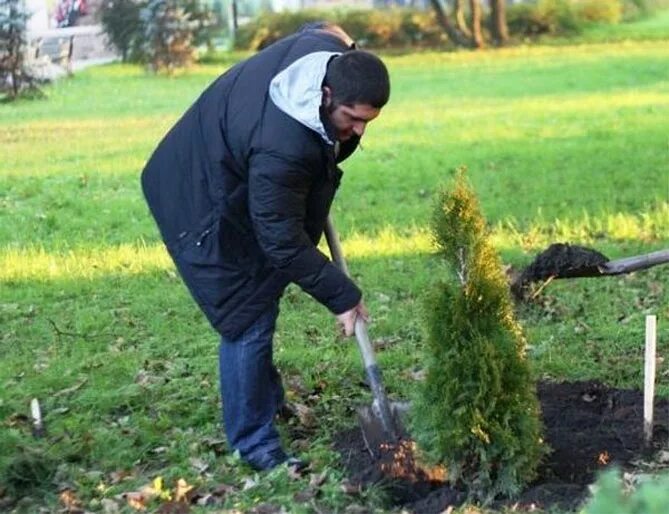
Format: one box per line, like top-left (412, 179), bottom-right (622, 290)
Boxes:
top-left (325, 94), bottom-right (381, 142)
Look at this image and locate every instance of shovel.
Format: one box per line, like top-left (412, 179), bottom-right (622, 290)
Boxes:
top-left (514, 245), bottom-right (669, 293)
top-left (568, 248), bottom-right (669, 277)
top-left (324, 216), bottom-right (407, 456)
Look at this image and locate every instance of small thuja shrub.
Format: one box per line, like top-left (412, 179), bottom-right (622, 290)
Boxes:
top-left (140, 0), bottom-right (196, 72)
top-left (411, 171), bottom-right (545, 502)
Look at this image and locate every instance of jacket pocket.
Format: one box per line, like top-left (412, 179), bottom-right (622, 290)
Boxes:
top-left (169, 221), bottom-right (251, 322)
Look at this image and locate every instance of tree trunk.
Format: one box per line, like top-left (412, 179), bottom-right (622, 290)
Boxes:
top-left (9, 26), bottom-right (19, 98)
top-left (469, 0), bottom-right (484, 48)
top-left (231, 0), bottom-right (238, 30)
top-left (489, 0), bottom-right (509, 46)
top-left (453, 0), bottom-right (471, 37)
top-left (429, 0), bottom-right (474, 47)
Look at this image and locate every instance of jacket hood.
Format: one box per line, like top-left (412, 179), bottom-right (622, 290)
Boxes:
top-left (269, 51), bottom-right (341, 145)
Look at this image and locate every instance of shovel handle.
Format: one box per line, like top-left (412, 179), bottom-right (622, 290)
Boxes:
top-left (324, 217), bottom-right (376, 368)
top-left (599, 248), bottom-right (669, 275)
top-left (324, 216), bottom-right (399, 441)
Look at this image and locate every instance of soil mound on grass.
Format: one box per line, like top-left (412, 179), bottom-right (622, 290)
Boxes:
top-left (333, 380), bottom-right (669, 513)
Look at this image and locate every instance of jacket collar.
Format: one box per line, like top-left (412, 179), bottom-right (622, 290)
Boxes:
top-left (269, 51), bottom-right (341, 146)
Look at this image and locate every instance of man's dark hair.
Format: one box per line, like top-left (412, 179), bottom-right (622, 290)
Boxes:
top-left (324, 51), bottom-right (390, 109)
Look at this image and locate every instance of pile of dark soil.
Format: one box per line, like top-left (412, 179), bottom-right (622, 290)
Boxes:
top-left (334, 381), bottom-right (669, 513)
top-left (521, 244), bottom-right (609, 281)
top-left (511, 244), bottom-right (609, 298)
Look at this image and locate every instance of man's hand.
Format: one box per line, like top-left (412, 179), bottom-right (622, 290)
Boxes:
top-left (336, 301), bottom-right (369, 337)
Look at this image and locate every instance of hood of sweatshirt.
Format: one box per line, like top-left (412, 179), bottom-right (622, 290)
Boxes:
top-left (269, 51), bottom-right (341, 146)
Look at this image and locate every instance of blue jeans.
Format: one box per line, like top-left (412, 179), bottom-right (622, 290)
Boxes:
top-left (219, 301), bottom-right (285, 465)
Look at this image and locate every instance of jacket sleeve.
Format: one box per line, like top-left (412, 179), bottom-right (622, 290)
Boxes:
top-left (248, 152), bottom-right (362, 314)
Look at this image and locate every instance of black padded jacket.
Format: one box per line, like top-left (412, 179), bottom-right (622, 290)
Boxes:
top-left (140, 28), bottom-right (362, 339)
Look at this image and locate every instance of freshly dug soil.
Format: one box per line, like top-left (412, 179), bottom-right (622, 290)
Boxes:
top-left (511, 244), bottom-right (609, 298)
top-left (521, 244), bottom-right (609, 281)
top-left (333, 380), bottom-right (669, 513)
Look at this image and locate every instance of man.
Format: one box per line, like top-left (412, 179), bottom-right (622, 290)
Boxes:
top-left (140, 23), bottom-right (390, 471)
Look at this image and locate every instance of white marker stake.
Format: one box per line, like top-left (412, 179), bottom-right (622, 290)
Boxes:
top-left (644, 315), bottom-right (657, 447)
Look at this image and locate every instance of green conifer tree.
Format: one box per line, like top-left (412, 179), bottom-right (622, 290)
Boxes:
top-left (411, 170), bottom-right (546, 502)
top-left (0, 0), bottom-right (38, 99)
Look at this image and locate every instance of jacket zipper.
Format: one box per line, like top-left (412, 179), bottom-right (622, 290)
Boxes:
top-left (196, 228), bottom-right (213, 246)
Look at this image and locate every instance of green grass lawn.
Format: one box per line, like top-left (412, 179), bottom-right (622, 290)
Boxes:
top-left (564, 7), bottom-right (669, 43)
top-left (1, 33), bottom-right (669, 513)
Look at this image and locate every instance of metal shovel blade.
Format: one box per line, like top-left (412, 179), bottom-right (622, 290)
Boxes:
top-left (324, 216), bottom-right (411, 456)
top-left (357, 400), bottom-right (410, 457)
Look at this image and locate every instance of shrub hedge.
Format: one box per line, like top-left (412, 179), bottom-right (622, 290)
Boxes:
top-left (234, 9), bottom-right (446, 50)
top-left (234, 0), bottom-right (669, 49)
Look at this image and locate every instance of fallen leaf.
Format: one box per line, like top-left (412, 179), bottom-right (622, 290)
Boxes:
top-left (293, 403), bottom-right (316, 428)
top-left (309, 471), bottom-right (327, 488)
top-left (49, 407), bottom-right (70, 416)
top-left (293, 489), bottom-right (317, 503)
top-left (148, 476), bottom-right (172, 500)
top-left (242, 477), bottom-right (258, 490)
top-left (189, 457), bottom-right (209, 474)
top-left (340, 479), bottom-right (361, 495)
top-left (4, 413), bottom-right (31, 429)
top-left (135, 370), bottom-right (154, 386)
top-left (174, 478), bottom-right (194, 503)
top-left (654, 450), bottom-right (669, 465)
top-left (195, 494), bottom-right (216, 506)
top-left (211, 483), bottom-right (237, 497)
top-left (109, 469), bottom-right (134, 484)
top-left (372, 336), bottom-right (401, 351)
top-left (285, 375), bottom-right (309, 396)
top-left (202, 437), bottom-right (227, 455)
top-left (123, 492), bottom-right (149, 511)
top-left (156, 501), bottom-right (190, 514)
top-left (59, 489), bottom-right (82, 512)
top-left (121, 476), bottom-right (170, 511)
top-left (408, 368), bottom-right (426, 381)
top-left (54, 379), bottom-right (88, 397)
top-left (292, 438), bottom-right (310, 452)
top-left (344, 504), bottom-right (369, 513)
top-left (101, 498), bottom-right (120, 514)
top-left (287, 464), bottom-right (306, 480)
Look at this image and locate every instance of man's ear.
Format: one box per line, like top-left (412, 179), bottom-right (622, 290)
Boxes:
top-left (321, 86), bottom-right (332, 107)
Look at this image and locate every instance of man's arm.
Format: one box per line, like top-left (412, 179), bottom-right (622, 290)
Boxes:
top-left (248, 152), bottom-right (361, 315)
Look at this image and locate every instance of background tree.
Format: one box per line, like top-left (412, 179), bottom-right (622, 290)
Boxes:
top-left (429, 0), bottom-right (475, 46)
top-left (0, 0), bottom-right (38, 99)
top-left (101, 0), bottom-right (216, 66)
top-left (429, 0), bottom-right (487, 48)
top-left (182, 0), bottom-right (218, 50)
top-left (470, 0), bottom-right (484, 48)
top-left (140, 0), bottom-right (196, 72)
top-left (411, 171), bottom-right (545, 502)
top-left (101, 0), bottom-right (143, 62)
top-left (489, 0), bottom-right (509, 45)
top-left (454, 0), bottom-right (471, 36)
